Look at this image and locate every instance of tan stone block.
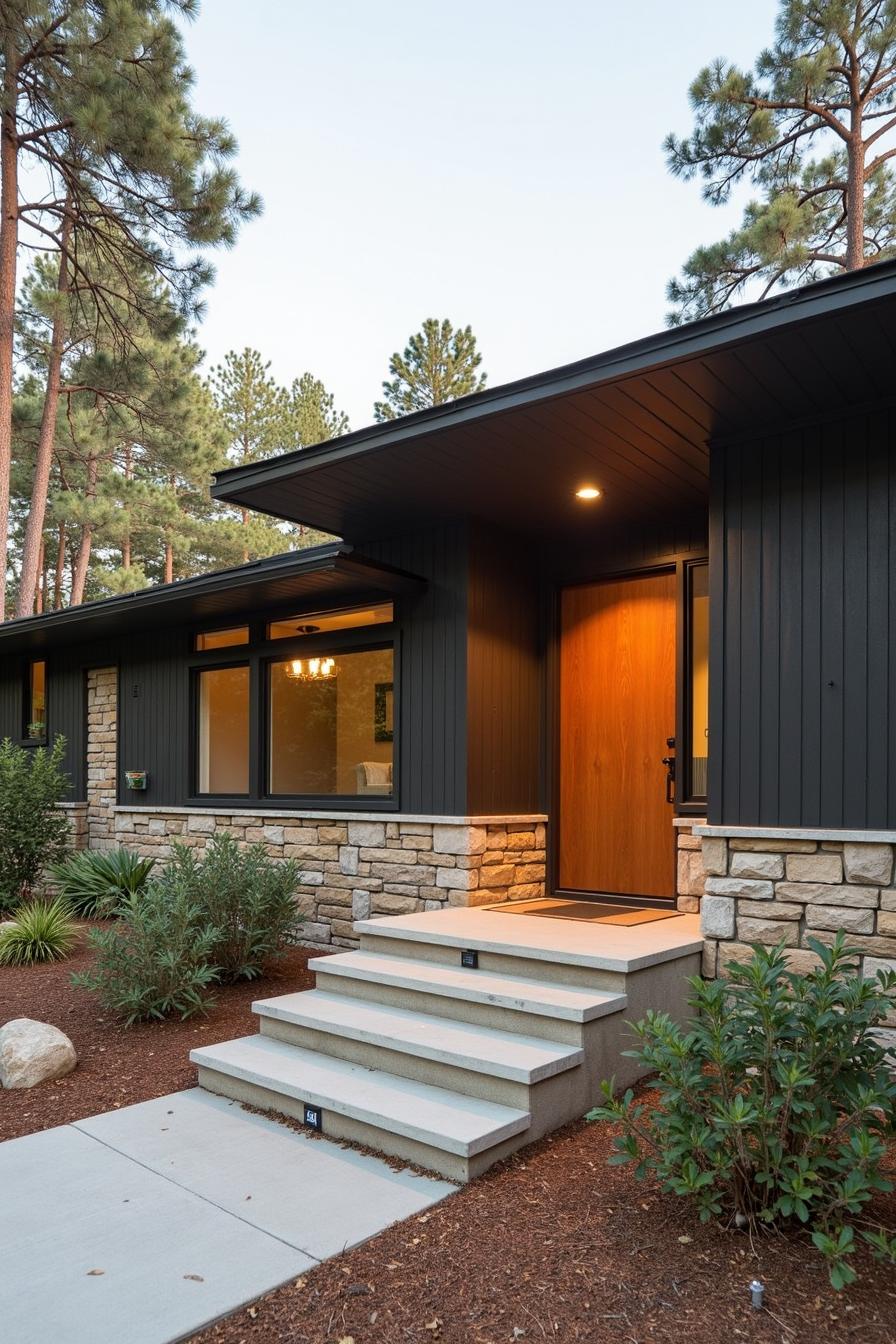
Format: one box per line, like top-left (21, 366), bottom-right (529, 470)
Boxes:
top-left (319, 825), bottom-right (348, 843)
top-left (843, 842), bottom-right (893, 886)
top-left (774, 882), bottom-right (879, 907)
top-left (519, 850), bottom-right (547, 863)
top-left (877, 910), bottom-right (896, 936)
top-left (284, 826), bottom-right (319, 843)
top-left (729, 852), bottom-right (785, 881)
top-left (481, 865), bottom-right (515, 887)
top-left (504, 831), bottom-right (536, 851)
top-left (729, 838), bottom-right (817, 853)
top-left (513, 863), bottom-right (546, 884)
top-left (433, 824), bottom-right (486, 855)
top-left (739, 899), bottom-right (802, 920)
top-left (736, 917), bottom-right (799, 947)
top-left (880, 891), bottom-right (896, 911)
top-left (785, 852), bottom-right (843, 883)
top-left (485, 828), bottom-right (507, 850)
top-left (372, 893), bottom-right (420, 914)
top-left (804, 930), bottom-right (896, 956)
top-left (677, 834), bottom-right (702, 851)
top-left (449, 887), bottom-right (504, 908)
top-left (283, 844), bottom-right (339, 863)
top-left (436, 866), bottom-right (479, 891)
top-left (701, 939), bottom-right (718, 977)
top-left (480, 851), bottom-right (504, 865)
top-left (370, 863), bottom-right (436, 885)
top-left (506, 883), bottom-right (543, 902)
top-left (805, 905), bottom-right (874, 933)
top-left (348, 821), bottom-right (386, 847)
top-left (705, 877), bottom-right (774, 900)
top-left (677, 895), bottom-right (700, 913)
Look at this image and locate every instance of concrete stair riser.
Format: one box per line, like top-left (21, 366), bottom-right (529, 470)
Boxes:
top-left (312, 969), bottom-right (588, 1045)
top-left (259, 1015), bottom-right (547, 1111)
top-left (195, 1066), bottom-right (514, 1183)
top-left (357, 932), bottom-right (628, 992)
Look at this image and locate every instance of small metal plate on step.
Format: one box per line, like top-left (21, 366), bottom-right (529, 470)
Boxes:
top-left (461, 948), bottom-right (479, 969)
top-left (303, 1103), bottom-right (323, 1131)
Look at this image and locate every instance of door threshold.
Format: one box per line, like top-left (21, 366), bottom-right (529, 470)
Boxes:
top-left (493, 898), bottom-right (683, 926)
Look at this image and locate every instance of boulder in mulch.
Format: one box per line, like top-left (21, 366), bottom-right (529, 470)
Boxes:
top-left (0, 1018), bottom-right (78, 1089)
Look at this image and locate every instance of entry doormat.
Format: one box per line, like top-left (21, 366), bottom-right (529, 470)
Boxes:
top-left (494, 898), bottom-right (682, 926)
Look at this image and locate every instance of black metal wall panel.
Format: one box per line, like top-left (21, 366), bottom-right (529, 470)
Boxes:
top-left (711, 410), bottom-right (896, 828)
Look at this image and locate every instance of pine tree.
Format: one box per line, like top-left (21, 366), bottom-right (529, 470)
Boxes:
top-left (665, 1), bottom-right (896, 323)
top-left (281, 372), bottom-right (350, 448)
top-left (0, 2), bottom-right (260, 617)
top-left (373, 319), bottom-right (486, 422)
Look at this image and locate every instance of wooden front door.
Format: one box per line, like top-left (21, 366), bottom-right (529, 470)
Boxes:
top-left (558, 570), bottom-right (677, 899)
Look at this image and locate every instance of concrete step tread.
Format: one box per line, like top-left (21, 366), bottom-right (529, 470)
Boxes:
top-left (253, 990), bottom-right (584, 1082)
top-left (191, 1034), bottom-right (530, 1158)
top-left (309, 950), bottom-right (627, 1023)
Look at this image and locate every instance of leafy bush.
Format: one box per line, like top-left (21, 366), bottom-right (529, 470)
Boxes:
top-left (72, 881), bottom-right (221, 1024)
top-left (0, 736), bottom-right (71, 912)
top-left (155, 833), bottom-right (302, 981)
top-left (49, 847), bottom-right (156, 917)
top-left (590, 936), bottom-right (896, 1289)
top-left (0, 897), bottom-right (78, 965)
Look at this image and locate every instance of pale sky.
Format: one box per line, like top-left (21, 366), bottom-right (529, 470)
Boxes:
top-left (184, 1), bottom-right (781, 430)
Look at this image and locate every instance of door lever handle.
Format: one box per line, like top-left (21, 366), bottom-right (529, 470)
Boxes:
top-left (661, 755), bottom-right (676, 805)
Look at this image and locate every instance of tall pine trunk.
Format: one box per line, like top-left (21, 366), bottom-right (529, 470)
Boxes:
top-left (0, 43), bottom-right (19, 620)
top-left (17, 206), bottom-right (73, 617)
top-left (70, 454), bottom-right (98, 605)
top-left (53, 520), bottom-right (66, 608)
top-left (35, 535), bottom-right (45, 613)
top-left (164, 540), bottom-right (173, 583)
top-left (846, 131), bottom-right (866, 270)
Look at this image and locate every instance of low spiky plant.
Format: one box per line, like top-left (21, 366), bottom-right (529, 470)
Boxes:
top-left (49, 847), bottom-right (156, 917)
top-left (0, 898), bottom-right (78, 965)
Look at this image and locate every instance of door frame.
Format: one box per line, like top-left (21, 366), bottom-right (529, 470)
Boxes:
top-left (545, 551), bottom-right (708, 907)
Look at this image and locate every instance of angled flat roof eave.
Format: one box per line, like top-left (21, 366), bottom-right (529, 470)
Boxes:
top-left (211, 258), bottom-right (896, 505)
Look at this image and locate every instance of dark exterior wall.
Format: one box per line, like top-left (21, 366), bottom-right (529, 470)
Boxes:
top-left (466, 526), bottom-right (542, 815)
top-left (710, 409), bottom-right (896, 829)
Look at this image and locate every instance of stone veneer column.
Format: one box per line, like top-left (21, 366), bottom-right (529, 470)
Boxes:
top-left (676, 819), bottom-right (707, 912)
top-left (86, 667), bottom-right (118, 851)
top-left (110, 808), bottom-right (547, 950)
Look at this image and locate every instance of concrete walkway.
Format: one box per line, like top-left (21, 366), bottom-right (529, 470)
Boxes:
top-left (0, 1088), bottom-right (456, 1344)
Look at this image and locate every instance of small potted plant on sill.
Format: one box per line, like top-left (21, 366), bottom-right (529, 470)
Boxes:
top-left (124, 769), bottom-right (148, 791)
top-left (26, 721), bottom-right (46, 741)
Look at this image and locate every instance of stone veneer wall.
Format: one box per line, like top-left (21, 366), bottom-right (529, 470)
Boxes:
top-left (111, 809), bottom-right (547, 950)
top-left (86, 667), bottom-right (118, 851)
top-left (676, 819), bottom-right (707, 913)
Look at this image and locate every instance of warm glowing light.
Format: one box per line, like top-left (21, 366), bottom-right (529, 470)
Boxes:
top-left (285, 656), bottom-right (337, 682)
top-left (575, 485), bottom-right (602, 500)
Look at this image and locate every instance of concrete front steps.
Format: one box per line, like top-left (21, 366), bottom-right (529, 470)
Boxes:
top-left (192, 908), bottom-right (701, 1182)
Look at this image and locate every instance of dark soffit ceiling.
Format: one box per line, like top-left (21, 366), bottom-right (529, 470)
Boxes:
top-left (212, 260), bottom-right (896, 542)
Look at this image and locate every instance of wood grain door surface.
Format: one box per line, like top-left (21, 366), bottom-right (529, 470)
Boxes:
top-left (558, 571), bottom-right (677, 898)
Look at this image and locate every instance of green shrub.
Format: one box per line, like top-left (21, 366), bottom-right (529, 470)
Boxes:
top-left (72, 881), bottom-right (221, 1024)
top-left (155, 833), bottom-right (302, 982)
top-left (49, 847), bottom-right (156, 917)
top-left (589, 936), bottom-right (896, 1290)
top-left (0, 736), bottom-right (71, 912)
top-left (0, 897), bottom-right (78, 965)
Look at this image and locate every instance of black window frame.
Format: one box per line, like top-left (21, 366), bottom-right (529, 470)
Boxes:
top-left (23, 658), bottom-right (48, 745)
top-left (187, 611), bottom-right (400, 811)
top-left (679, 557), bottom-right (709, 808)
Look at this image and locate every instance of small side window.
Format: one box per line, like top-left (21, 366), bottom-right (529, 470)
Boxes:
top-left (195, 626), bottom-right (250, 652)
top-left (25, 660), bottom-right (47, 741)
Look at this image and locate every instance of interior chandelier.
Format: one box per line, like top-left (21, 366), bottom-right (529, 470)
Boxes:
top-left (284, 656), bottom-right (337, 682)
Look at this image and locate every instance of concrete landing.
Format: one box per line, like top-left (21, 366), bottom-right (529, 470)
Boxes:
top-left (0, 1089), bottom-right (455, 1344)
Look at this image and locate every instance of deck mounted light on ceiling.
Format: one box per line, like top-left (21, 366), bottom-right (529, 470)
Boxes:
top-left (575, 485), bottom-right (602, 501)
top-left (285, 656), bottom-right (337, 682)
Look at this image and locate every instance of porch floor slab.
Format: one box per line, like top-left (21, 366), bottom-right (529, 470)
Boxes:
top-left (354, 908), bottom-right (702, 973)
top-left (0, 1088), bottom-right (455, 1344)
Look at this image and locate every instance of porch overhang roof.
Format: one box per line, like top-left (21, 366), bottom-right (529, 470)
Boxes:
top-left (0, 544), bottom-right (425, 656)
top-left (212, 260), bottom-right (896, 542)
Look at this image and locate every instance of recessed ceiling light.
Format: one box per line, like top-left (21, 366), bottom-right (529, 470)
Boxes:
top-left (575, 485), bottom-right (602, 500)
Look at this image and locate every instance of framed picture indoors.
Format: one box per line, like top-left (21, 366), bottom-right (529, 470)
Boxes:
top-left (374, 681), bottom-right (394, 742)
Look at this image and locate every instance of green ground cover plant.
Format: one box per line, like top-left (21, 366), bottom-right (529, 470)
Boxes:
top-left (0, 737), bottom-right (70, 912)
top-left (49, 847), bottom-right (156, 917)
top-left (590, 936), bottom-right (896, 1289)
top-left (0, 898), bottom-right (78, 965)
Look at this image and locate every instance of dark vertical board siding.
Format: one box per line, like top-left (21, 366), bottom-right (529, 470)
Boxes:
top-left (359, 523), bottom-right (469, 815)
top-left (712, 409), bottom-right (896, 828)
top-left (118, 629), bottom-right (190, 806)
top-left (466, 527), bottom-right (541, 815)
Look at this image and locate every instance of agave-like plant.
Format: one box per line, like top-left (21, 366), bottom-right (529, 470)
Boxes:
top-left (0, 897), bottom-right (78, 965)
top-left (48, 848), bottom-right (156, 917)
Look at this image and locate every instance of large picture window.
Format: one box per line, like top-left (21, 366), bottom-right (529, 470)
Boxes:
top-left (197, 665), bottom-right (250, 795)
top-left (269, 647), bottom-right (394, 797)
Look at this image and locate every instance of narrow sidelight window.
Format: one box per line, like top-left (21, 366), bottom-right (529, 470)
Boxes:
top-left (26, 660), bottom-right (47, 740)
top-left (687, 563), bottom-right (709, 801)
top-left (197, 665), bottom-right (250, 795)
top-left (268, 647), bottom-right (394, 796)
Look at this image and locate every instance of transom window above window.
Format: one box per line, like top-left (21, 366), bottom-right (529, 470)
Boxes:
top-left (195, 626), bottom-right (250, 651)
top-left (267, 602), bottom-right (393, 641)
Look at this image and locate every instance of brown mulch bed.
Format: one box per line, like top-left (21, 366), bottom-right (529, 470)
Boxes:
top-left (187, 1114), bottom-right (896, 1344)
top-left (0, 922), bottom-right (315, 1142)
top-left (3, 934), bottom-right (895, 1343)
